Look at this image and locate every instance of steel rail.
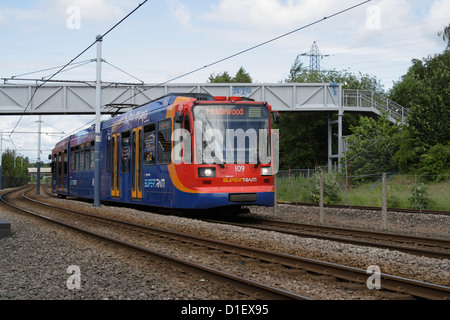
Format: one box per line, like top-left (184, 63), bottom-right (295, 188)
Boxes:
top-left (204, 217), bottom-right (450, 260)
top-left (17, 189), bottom-right (450, 300)
top-left (0, 188), bottom-right (310, 300)
top-left (278, 201), bottom-right (450, 216)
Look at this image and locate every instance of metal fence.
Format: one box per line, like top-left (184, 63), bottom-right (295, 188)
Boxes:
top-left (276, 169), bottom-right (449, 212)
top-left (1, 176), bottom-right (27, 189)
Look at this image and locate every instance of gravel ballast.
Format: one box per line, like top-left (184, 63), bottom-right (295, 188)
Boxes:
top-left (0, 188), bottom-right (448, 300)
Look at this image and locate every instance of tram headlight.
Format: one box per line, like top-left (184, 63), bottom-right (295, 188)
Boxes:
top-left (198, 167), bottom-right (216, 178)
top-left (260, 167), bottom-right (272, 176)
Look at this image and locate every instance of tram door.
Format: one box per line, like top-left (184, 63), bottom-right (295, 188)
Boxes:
top-left (62, 150), bottom-right (67, 192)
top-left (132, 127), bottom-right (143, 199)
top-left (57, 152), bottom-right (62, 190)
top-left (111, 133), bottom-right (120, 197)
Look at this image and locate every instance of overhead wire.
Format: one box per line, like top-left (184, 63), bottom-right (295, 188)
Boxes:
top-left (8, 0), bottom-right (149, 136)
top-left (40, 0), bottom-right (374, 143)
top-left (9, 60), bottom-right (93, 80)
top-left (116, 0), bottom-right (372, 106)
top-left (4, 0), bottom-right (371, 158)
top-left (103, 60), bottom-right (145, 84)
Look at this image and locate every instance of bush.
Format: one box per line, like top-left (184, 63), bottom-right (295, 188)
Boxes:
top-left (418, 144), bottom-right (450, 181)
top-left (378, 185), bottom-right (400, 208)
top-left (311, 172), bottom-right (341, 204)
top-left (408, 182), bottom-right (431, 209)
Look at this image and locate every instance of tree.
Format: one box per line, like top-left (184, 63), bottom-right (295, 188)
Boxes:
top-left (344, 111), bottom-right (400, 179)
top-left (277, 61), bottom-right (385, 169)
top-left (286, 60), bottom-right (384, 93)
top-left (389, 50), bottom-right (450, 177)
top-left (438, 23), bottom-right (450, 51)
top-left (276, 112), bottom-right (328, 169)
top-left (208, 67), bottom-right (252, 83)
top-left (417, 144), bottom-right (450, 181)
top-left (233, 67), bottom-right (252, 83)
top-left (1, 148), bottom-right (30, 182)
top-left (208, 71), bottom-right (233, 83)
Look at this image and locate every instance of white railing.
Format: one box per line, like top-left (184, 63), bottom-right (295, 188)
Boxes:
top-left (342, 89), bottom-right (408, 123)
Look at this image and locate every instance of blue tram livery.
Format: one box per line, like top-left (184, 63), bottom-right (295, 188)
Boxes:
top-left (51, 93), bottom-right (278, 211)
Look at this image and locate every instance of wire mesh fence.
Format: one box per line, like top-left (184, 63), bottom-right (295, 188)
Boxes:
top-left (276, 169), bottom-right (450, 212)
top-left (1, 176), bottom-right (27, 189)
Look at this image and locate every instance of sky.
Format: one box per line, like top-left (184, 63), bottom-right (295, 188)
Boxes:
top-left (0, 0), bottom-right (449, 163)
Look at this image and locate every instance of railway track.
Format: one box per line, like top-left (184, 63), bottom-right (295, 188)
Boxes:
top-left (1, 186), bottom-right (309, 300)
top-left (278, 201), bottom-right (450, 216)
top-left (203, 216), bottom-right (450, 260)
top-left (2, 186), bottom-right (449, 300)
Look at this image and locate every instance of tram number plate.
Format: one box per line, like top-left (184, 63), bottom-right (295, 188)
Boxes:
top-left (235, 165), bottom-right (245, 173)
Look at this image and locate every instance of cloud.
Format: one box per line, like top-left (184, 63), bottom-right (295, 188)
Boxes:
top-left (0, 0), bottom-right (126, 28)
top-left (0, 6), bottom-right (47, 25)
top-left (51, 0), bottom-right (125, 23)
top-left (204, 0), bottom-right (366, 30)
top-left (166, 0), bottom-right (191, 28)
top-left (425, 0), bottom-right (450, 35)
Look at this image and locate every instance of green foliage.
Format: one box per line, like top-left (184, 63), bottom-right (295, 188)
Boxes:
top-left (389, 49), bottom-right (450, 180)
top-left (386, 185), bottom-right (400, 208)
top-left (205, 39), bottom-right (450, 180)
top-left (276, 173), bottom-right (314, 203)
top-left (1, 148), bottom-right (30, 181)
top-left (417, 144), bottom-right (450, 181)
top-left (208, 71), bottom-right (233, 83)
top-left (287, 59), bottom-right (385, 93)
top-left (344, 111), bottom-right (400, 179)
top-left (279, 61), bottom-right (384, 169)
top-left (377, 185), bottom-right (400, 208)
top-left (438, 23), bottom-right (450, 51)
top-left (408, 182), bottom-right (431, 209)
top-left (310, 172), bottom-right (341, 204)
top-left (276, 112), bottom-right (328, 169)
top-left (208, 67), bottom-right (252, 83)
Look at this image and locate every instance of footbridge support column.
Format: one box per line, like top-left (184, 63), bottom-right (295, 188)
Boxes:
top-left (327, 113), bottom-right (343, 173)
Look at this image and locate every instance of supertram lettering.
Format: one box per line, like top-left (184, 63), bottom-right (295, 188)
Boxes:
top-left (223, 177), bottom-right (257, 183)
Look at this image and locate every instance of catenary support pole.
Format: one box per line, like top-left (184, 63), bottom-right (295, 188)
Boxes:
top-left (36, 115), bottom-right (41, 195)
top-left (0, 133), bottom-right (2, 190)
top-left (94, 35), bottom-right (102, 207)
top-left (273, 175), bottom-right (277, 218)
top-left (382, 173), bottom-right (387, 230)
top-left (319, 172), bottom-right (324, 223)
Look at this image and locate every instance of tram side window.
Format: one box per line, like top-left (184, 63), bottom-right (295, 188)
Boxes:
top-left (75, 146), bottom-right (80, 172)
top-left (121, 131), bottom-right (131, 173)
top-left (106, 136), bottom-right (111, 173)
top-left (144, 123), bottom-right (155, 166)
top-left (90, 141), bottom-right (95, 171)
top-left (84, 144), bottom-right (90, 171)
top-left (58, 152), bottom-right (62, 177)
top-left (52, 154), bottom-right (57, 174)
top-left (80, 146), bottom-right (85, 172)
top-left (158, 118), bottom-right (172, 165)
top-left (64, 150), bottom-right (67, 176)
top-left (183, 114), bottom-right (193, 164)
top-left (70, 148), bottom-right (75, 171)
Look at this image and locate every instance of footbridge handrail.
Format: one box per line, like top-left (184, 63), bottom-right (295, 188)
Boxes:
top-left (342, 89), bottom-right (409, 123)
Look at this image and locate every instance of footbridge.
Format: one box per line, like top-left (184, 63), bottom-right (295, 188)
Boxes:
top-left (0, 82), bottom-right (407, 169)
